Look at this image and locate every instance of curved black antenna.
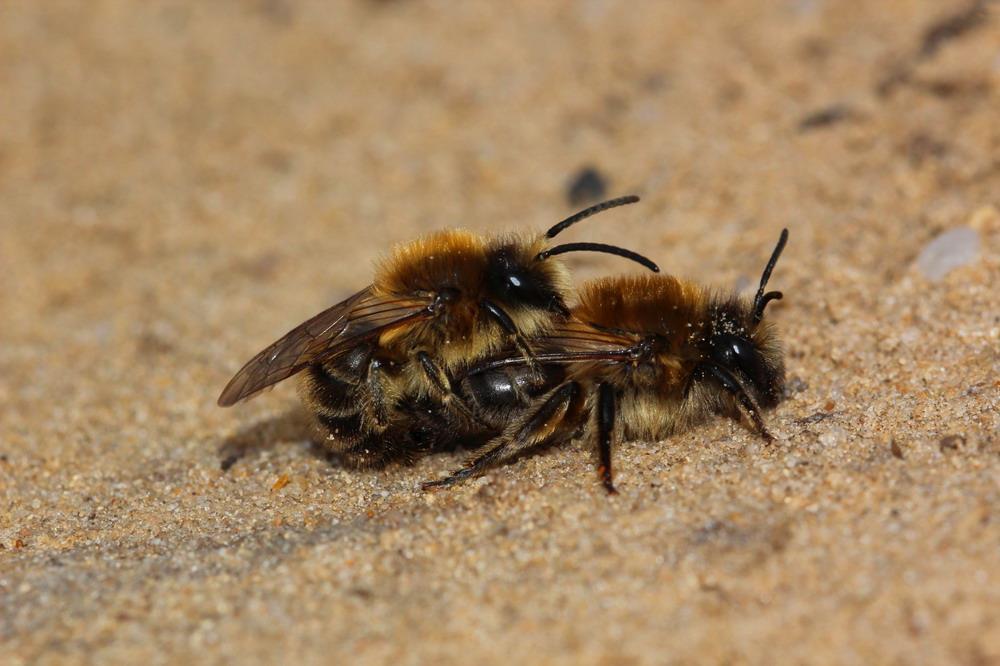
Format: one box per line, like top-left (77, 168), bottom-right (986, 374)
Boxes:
top-left (544, 195), bottom-right (640, 239)
top-left (752, 228), bottom-right (789, 323)
top-left (537, 242), bottom-right (660, 273)
top-left (753, 292), bottom-right (783, 323)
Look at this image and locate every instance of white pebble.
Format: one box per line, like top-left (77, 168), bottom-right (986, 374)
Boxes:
top-left (916, 227), bottom-right (980, 282)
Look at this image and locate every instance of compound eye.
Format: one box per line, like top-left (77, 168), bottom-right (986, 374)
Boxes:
top-left (710, 331), bottom-right (773, 394)
top-left (502, 271), bottom-right (543, 305)
top-left (711, 333), bottom-right (754, 370)
top-left (486, 248), bottom-right (565, 313)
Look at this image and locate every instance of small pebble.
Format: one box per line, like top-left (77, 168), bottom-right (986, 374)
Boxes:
top-left (938, 434), bottom-right (965, 452)
top-left (798, 104), bottom-right (852, 131)
top-left (818, 427), bottom-right (847, 448)
top-left (890, 439), bottom-right (905, 459)
top-left (566, 167), bottom-right (608, 207)
top-left (916, 227), bottom-right (980, 281)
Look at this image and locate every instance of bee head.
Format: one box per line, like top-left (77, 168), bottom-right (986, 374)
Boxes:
top-left (704, 229), bottom-right (788, 407)
top-left (706, 329), bottom-right (782, 407)
top-left (485, 245), bottom-right (570, 315)
top-left (484, 196), bottom-right (660, 318)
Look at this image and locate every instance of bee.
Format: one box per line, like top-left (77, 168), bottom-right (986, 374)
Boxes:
top-left (217, 196), bottom-right (659, 467)
top-left (424, 229), bottom-right (789, 493)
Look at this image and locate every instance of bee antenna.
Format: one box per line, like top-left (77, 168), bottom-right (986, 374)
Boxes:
top-left (544, 195), bottom-right (640, 239)
top-left (537, 242), bottom-right (660, 273)
top-left (752, 228), bottom-right (789, 323)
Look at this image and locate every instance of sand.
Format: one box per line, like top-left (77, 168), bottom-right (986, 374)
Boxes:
top-left (1, 2), bottom-right (998, 664)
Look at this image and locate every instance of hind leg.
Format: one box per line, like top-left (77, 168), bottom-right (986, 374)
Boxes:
top-left (422, 381), bottom-right (586, 489)
top-left (335, 427), bottom-right (424, 468)
top-left (303, 359), bottom-right (393, 465)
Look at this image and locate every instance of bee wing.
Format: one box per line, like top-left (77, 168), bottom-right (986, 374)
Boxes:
top-left (217, 287), bottom-right (433, 406)
top-left (538, 319), bottom-right (635, 355)
top-left (463, 320), bottom-right (636, 376)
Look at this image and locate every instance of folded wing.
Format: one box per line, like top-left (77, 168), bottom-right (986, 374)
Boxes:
top-left (217, 287), bottom-right (433, 406)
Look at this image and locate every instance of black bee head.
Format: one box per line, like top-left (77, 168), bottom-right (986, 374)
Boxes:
top-left (706, 329), bottom-right (783, 407)
top-left (703, 229), bottom-right (790, 407)
top-left (485, 247), bottom-right (568, 315)
top-left (479, 196), bottom-right (659, 332)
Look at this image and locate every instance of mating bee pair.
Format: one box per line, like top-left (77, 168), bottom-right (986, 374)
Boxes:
top-left (218, 197), bottom-right (788, 493)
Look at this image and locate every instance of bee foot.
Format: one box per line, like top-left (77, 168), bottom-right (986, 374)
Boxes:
top-left (421, 468), bottom-right (474, 491)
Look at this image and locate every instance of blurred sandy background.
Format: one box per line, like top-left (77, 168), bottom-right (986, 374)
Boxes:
top-left (1, 1), bottom-right (998, 664)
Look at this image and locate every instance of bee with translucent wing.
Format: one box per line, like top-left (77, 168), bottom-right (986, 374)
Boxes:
top-left (218, 197), bottom-right (659, 467)
top-left (425, 230), bottom-right (789, 492)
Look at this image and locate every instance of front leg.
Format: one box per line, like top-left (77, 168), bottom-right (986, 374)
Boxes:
top-left (695, 363), bottom-right (774, 442)
top-left (480, 299), bottom-right (540, 372)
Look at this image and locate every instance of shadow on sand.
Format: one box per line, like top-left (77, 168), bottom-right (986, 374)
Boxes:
top-left (217, 406), bottom-right (329, 471)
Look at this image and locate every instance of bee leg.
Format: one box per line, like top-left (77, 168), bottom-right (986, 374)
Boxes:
top-left (364, 358), bottom-right (392, 430)
top-left (338, 429), bottom-right (409, 469)
top-left (422, 381), bottom-right (582, 489)
top-left (697, 363), bottom-right (774, 442)
top-left (415, 351), bottom-right (491, 429)
top-left (481, 299), bottom-right (541, 373)
top-left (596, 382), bottom-right (618, 494)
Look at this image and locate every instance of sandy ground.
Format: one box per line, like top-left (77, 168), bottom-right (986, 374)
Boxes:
top-left (2, 1), bottom-right (999, 664)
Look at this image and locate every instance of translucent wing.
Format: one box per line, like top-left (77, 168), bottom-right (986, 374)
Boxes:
top-left (217, 287), bottom-right (433, 406)
top-left (463, 319), bottom-right (637, 376)
top-left (537, 319), bottom-right (635, 355)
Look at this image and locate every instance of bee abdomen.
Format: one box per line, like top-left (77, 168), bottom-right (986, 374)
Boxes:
top-left (317, 411), bottom-right (365, 446)
top-left (461, 363), bottom-right (566, 427)
top-left (302, 363), bottom-right (361, 416)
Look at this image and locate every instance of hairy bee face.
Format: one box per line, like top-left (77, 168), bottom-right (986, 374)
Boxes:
top-left (484, 245), bottom-right (568, 316)
top-left (708, 333), bottom-right (771, 400)
top-left (703, 304), bottom-right (784, 409)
